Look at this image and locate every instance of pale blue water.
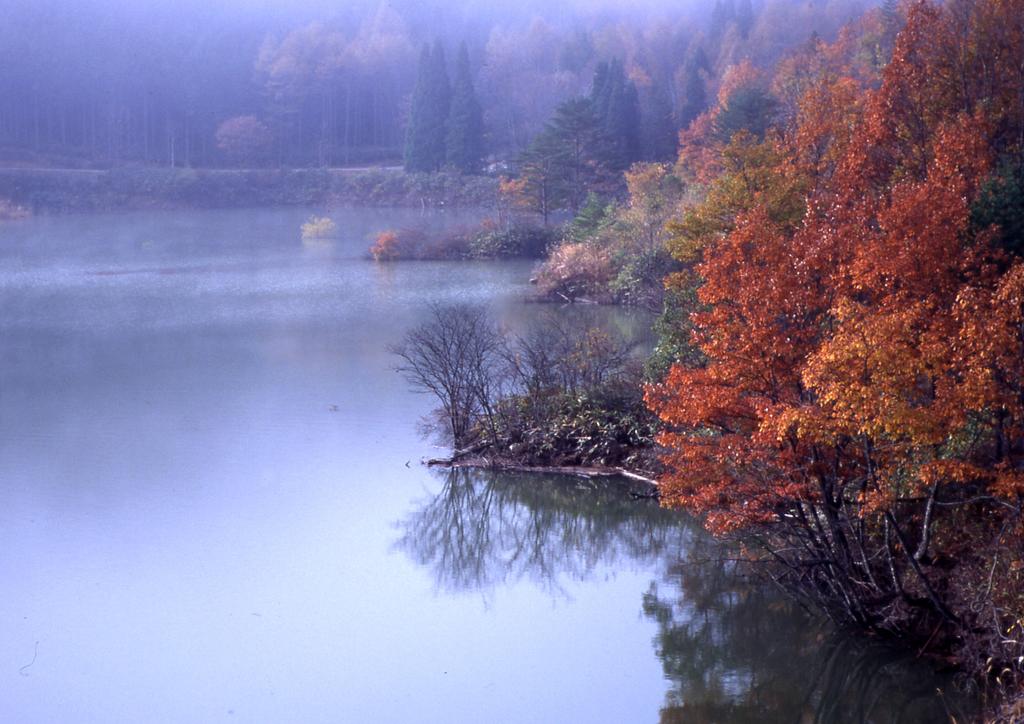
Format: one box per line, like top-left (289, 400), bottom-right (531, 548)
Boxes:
top-left (0, 207), bottom-right (969, 722)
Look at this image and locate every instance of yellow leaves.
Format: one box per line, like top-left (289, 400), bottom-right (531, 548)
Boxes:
top-left (620, 162), bottom-right (683, 253)
top-left (624, 162), bottom-right (669, 200)
top-left (802, 295), bottom-right (962, 449)
top-left (756, 401), bottom-right (841, 447)
top-left (666, 135), bottom-right (807, 265)
top-left (498, 176), bottom-right (532, 210)
top-left (301, 215), bottom-right (337, 240)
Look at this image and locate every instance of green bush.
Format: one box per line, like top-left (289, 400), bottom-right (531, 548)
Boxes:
top-left (493, 382), bottom-right (658, 468)
top-left (468, 224), bottom-right (556, 259)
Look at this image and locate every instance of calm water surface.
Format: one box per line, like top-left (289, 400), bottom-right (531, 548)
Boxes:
top-left (0, 207), bottom-right (969, 722)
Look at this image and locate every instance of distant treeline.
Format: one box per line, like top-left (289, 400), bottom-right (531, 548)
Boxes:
top-left (0, 167), bottom-right (499, 213)
top-left (0, 0), bottom-right (869, 170)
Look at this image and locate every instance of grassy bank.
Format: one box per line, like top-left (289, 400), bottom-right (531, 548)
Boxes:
top-left (0, 167), bottom-right (500, 214)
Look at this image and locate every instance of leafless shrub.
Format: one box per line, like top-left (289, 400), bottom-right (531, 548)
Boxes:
top-left (391, 304), bottom-right (504, 447)
top-left (393, 305), bottom-right (652, 467)
top-left (508, 312), bottom-right (632, 395)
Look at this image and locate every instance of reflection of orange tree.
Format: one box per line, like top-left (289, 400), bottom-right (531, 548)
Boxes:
top-left (395, 467), bottom-right (973, 719)
top-left (644, 541), bottom-right (977, 723)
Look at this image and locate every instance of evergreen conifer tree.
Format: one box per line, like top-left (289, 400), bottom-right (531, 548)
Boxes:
top-left (710, 0), bottom-right (733, 41)
top-left (680, 48), bottom-right (710, 128)
top-left (404, 45), bottom-right (434, 172)
top-left (445, 42), bottom-right (485, 174)
top-left (590, 60), bottom-right (641, 169)
top-left (643, 83), bottom-right (678, 161)
top-left (545, 96), bottom-right (607, 211)
top-left (518, 131), bottom-right (568, 224)
top-left (403, 41), bottom-right (450, 173)
top-left (517, 95), bottom-right (611, 218)
top-left (620, 79), bottom-right (642, 164)
top-left (880, 0), bottom-right (902, 60)
top-left (427, 40), bottom-right (451, 170)
top-left (737, 0), bottom-right (754, 39)
top-left (714, 86), bottom-right (777, 141)
top-left (591, 61), bottom-right (612, 119)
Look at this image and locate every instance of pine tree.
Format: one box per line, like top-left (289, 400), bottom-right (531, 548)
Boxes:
top-left (882, 0), bottom-right (900, 26)
top-left (621, 80), bottom-right (642, 164)
top-left (518, 131), bottom-right (567, 225)
top-left (445, 42), bottom-right (485, 174)
top-left (565, 192), bottom-right (614, 242)
top-left (403, 41), bottom-right (450, 173)
top-left (427, 40), bottom-right (451, 170)
top-left (518, 96), bottom-right (609, 217)
top-left (710, 0), bottom-right (733, 41)
top-left (736, 0), bottom-right (754, 39)
top-left (558, 30), bottom-right (594, 74)
top-left (680, 49), bottom-right (710, 129)
top-left (881, 0), bottom-right (902, 60)
top-left (604, 73), bottom-right (641, 169)
top-left (643, 83), bottom-right (678, 161)
top-left (714, 86), bottom-right (777, 141)
top-left (591, 61), bottom-right (612, 120)
top-left (404, 45), bottom-right (434, 172)
top-left (545, 96), bottom-right (607, 211)
top-left (590, 60), bottom-right (642, 170)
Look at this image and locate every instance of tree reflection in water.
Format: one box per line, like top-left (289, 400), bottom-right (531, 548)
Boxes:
top-left (394, 468), bottom-right (691, 596)
top-left (645, 538), bottom-right (977, 723)
top-left (396, 468), bottom-right (977, 721)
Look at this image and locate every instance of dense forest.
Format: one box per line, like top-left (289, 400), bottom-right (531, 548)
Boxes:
top-left (0, 0), bottom-right (870, 168)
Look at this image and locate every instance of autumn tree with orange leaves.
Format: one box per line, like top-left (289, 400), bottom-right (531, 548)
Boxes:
top-left (648, 0), bottom-right (1024, 696)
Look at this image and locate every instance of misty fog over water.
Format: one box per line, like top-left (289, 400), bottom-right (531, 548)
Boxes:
top-left (0, 0), bottom-right (1002, 719)
top-left (0, 208), bottom-right (968, 722)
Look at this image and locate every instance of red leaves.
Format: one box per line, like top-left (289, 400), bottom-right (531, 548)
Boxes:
top-left (651, 0), bottom-right (1024, 534)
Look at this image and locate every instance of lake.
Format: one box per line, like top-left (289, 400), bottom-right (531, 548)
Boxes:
top-left (0, 207), bottom-right (970, 722)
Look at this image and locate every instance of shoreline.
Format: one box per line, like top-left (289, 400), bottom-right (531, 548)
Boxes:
top-left (0, 166), bottom-right (500, 215)
top-left (424, 454), bottom-right (660, 493)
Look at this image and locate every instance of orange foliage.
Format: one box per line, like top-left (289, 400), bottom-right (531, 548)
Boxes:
top-left (716, 60), bottom-right (765, 106)
top-left (498, 176), bottom-right (530, 208)
top-left (650, 0), bottom-right (1024, 536)
top-left (369, 229), bottom-right (401, 261)
top-left (675, 110), bottom-right (722, 185)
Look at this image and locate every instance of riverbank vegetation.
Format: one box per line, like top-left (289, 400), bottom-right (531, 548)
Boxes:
top-left (392, 0), bottom-right (1024, 714)
top-left (643, 0), bottom-right (1024, 714)
top-left (392, 305), bottom-right (659, 474)
top-left (531, 164), bottom-right (686, 307)
top-left (0, 167), bottom-right (500, 214)
top-left (369, 219), bottom-right (557, 261)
